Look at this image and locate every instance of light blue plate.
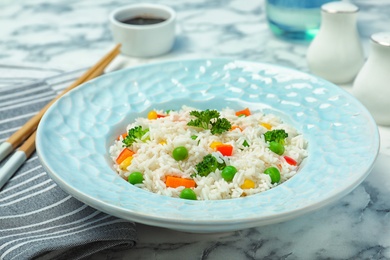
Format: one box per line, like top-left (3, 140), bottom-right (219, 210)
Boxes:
top-left (36, 59), bottom-right (379, 233)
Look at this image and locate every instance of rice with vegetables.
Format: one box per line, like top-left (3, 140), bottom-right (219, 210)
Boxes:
top-left (109, 106), bottom-right (308, 200)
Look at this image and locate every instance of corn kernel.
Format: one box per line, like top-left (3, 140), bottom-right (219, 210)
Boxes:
top-left (260, 122), bottom-right (272, 130)
top-left (147, 110), bottom-right (158, 120)
top-left (210, 141), bottom-right (223, 150)
top-left (119, 156), bottom-right (133, 170)
top-left (240, 179), bottom-right (255, 189)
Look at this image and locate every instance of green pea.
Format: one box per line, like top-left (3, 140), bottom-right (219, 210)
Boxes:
top-left (128, 172), bottom-right (144, 185)
top-left (221, 166), bottom-right (238, 181)
top-left (180, 188), bottom-right (197, 200)
top-left (172, 146), bottom-right (189, 161)
top-left (264, 167), bottom-right (281, 184)
top-left (269, 141), bottom-right (285, 155)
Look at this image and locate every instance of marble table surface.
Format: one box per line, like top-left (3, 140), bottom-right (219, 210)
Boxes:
top-left (1, 0), bottom-right (390, 259)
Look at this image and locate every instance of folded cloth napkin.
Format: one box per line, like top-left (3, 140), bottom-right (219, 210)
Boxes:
top-left (0, 68), bottom-right (137, 260)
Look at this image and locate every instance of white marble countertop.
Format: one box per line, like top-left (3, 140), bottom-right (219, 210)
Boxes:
top-left (1, 0), bottom-right (390, 259)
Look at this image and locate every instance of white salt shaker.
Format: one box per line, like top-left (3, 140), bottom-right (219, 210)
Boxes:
top-left (353, 32), bottom-right (390, 126)
top-left (306, 2), bottom-right (364, 84)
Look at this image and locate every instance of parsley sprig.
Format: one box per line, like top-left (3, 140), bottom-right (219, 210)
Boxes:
top-left (122, 126), bottom-right (149, 147)
top-left (187, 109), bottom-right (231, 135)
top-left (263, 129), bottom-right (288, 145)
top-left (193, 154), bottom-right (226, 177)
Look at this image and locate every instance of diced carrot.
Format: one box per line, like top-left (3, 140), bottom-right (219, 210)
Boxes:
top-left (157, 114), bottom-right (166, 118)
top-left (165, 176), bottom-right (196, 188)
top-left (230, 125), bottom-right (243, 131)
top-left (216, 144), bottom-right (233, 156)
top-left (117, 132), bottom-right (128, 140)
top-left (235, 108), bottom-right (251, 117)
top-left (116, 148), bottom-right (135, 164)
top-left (284, 156), bottom-right (297, 166)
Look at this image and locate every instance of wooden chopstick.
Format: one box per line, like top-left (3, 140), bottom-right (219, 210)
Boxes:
top-left (0, 44), bottom-right (121, 189)
top-left (0, 44), bottom-right (121, 163)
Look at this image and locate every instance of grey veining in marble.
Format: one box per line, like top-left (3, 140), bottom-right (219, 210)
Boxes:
top-left (2, 0), bottom-right (387, 72)
top-left (87, 155), bottom-right (390, 259)
top-left (1, 0), bottom-right (390, 259)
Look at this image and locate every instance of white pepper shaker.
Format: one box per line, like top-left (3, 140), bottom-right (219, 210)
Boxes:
top-left (306, 2), bottom-right (364, 84)
top-left (353, 32), bottom-right (390, 126)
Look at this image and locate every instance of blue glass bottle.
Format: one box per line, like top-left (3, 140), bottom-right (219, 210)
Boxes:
top-left (265, 0), bottom-right (338, 41)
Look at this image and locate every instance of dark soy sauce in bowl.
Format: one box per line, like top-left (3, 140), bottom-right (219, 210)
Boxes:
top-left (121, 16), bottom-right (166, 25)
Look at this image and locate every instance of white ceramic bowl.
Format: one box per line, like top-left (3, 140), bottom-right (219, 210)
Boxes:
top-left (109, 3), bottom-right (176, 57)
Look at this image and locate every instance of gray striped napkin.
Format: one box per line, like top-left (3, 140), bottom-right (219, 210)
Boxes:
top-left (0, 67), bottom-right (137, 260)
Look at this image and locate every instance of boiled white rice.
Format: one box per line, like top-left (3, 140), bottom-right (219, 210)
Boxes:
top-left (109, 106), bottom-right (308, 200)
